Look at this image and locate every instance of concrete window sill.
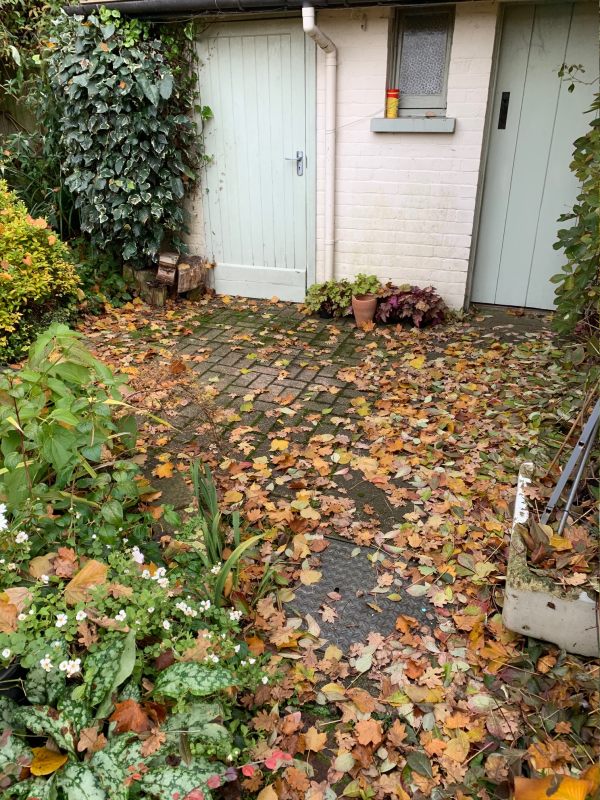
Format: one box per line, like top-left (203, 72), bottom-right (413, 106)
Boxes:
top-left (370, 117), bottom-right (456, 133)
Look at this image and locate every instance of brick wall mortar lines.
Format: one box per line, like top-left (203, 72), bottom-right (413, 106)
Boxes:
top-left (315, 3), bottom-right (498, 307)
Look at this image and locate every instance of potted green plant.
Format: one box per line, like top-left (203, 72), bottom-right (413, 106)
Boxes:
top-left (305, 280), bottom-right (353, 318)
top-left (351, 274), bottom-right (382, 327)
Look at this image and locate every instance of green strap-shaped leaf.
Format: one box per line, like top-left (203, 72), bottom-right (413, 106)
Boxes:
top-left (2, 776), bottom-right (57, 800)
top-left (139, 761), bottom-right (214, 800)
top-left (96, 629), bottom-right (136, 718)
top-left (164, 701), bottom-right (222, 732)
top-left (89, 738), bottom-right (143, 800)
top-left (13, 705), bottom-right (76, 754)
top-left (56, 695), bottom-right (93, 737)
top-left (58, 763), bottom-right (106, 800)
top-left (153, 664), bottom-right (233, 700)
top-left (84, 630), bottom-right (136, 714)
top-left (24, 663), bottom-right (66, 706)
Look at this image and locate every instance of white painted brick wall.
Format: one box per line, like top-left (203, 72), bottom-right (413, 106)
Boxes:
top-left (314, 3), bottom-right (498, 307)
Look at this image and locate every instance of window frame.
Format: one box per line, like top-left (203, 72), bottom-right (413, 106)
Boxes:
top-left (387, 7), bottom-right (455, 114)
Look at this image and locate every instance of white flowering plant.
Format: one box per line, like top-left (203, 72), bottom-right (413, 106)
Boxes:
top-left (0, 545), bottom-right (271, 799)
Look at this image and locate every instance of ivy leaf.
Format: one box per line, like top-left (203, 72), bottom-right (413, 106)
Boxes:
top-left (153, 663), bottom-right (233, 699)
top-left (158, 73), bottom-right (173, 99)
top-left (137, 75), bottom-right (159, 106)
top-left (84, 630), bottom-right (136, 712)
top-left (89, 737), bottom-right (144, 800)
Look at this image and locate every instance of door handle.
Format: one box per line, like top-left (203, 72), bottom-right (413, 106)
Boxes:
top-left (498, 91), bottom-right (510, 129)
top-left (284, 150), bottom-right (304, 176)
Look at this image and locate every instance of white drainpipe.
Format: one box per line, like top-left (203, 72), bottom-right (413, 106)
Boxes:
top-left (302, 4), bottom-right (337, 281)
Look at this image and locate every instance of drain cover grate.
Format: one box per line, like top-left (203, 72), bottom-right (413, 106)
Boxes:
top-left (286, 538), bottom-right (433, 651)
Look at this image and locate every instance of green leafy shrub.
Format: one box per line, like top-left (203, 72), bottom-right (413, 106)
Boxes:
top-left (305, 279), bottom-right (353, 317)
top-left (351, 273), bottom-right (381, 296)
top-left (47, 9), bottom-right (204, 264)
top-left (552, 93), bottom-right (600, 353)
top-left (0, 324), bottom-right (154, 554)
top-left (74, 240), bottom-right (132, 314)
top-left (0, 128), bottom-right (80, 241)
top-left (0, 180), bottom-right (79, 359)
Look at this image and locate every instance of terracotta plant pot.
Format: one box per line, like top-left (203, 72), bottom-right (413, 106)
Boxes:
top-left (352, 294), bottom-right (378, 327)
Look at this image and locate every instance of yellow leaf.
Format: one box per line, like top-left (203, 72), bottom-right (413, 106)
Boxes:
top-left (409, 355), bottom-right (425, 369)
top-left (64, 560), bottom-right (108, 605)
top-left (323, 645), bottom-right (343, 662)
top-left (257, 786), bottom-right (278, 800)
top-left (270, 439), bottom-right (289, 452)
top-left (29, 553), bottom-right (57, 578)
top-left (300, 506), bottom-right (320, 521)
top-left (320, 682), bottom-right (346, 701)
top-left (152, 462), bottom-right (174, 479)
top-left (582, 765), bottom-right (600, 794)
top-left (445, 731), bottom-right (470, 763)
top-left (223, 490), bottom-right (243, 504)
top-left (30, 747), bottom-right (68, 776)
top-left (513, 776), bottom-right (592, 800)
top-left (303, 726), bottom-right (327, 752)
top-left (550, 536), bottom-right (573, 551)
top-left (300, 569), bottom-right (322, 586)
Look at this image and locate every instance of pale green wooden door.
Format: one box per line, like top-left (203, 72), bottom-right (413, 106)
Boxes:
top-left (472, 3), bottom-right (598, 309)
top-left (197, 21), bottom-right (311, 302)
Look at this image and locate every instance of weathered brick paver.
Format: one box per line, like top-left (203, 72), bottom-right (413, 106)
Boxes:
top-left (86, 298), bottom-right (551, 649)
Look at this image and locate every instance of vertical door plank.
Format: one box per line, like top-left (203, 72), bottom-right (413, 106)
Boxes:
top-left (526, 2), bottom-right (598, 308)
top-left (471, 6), bottom-right (534, 304)
top-left (494, 4), bottom-right (571, 306)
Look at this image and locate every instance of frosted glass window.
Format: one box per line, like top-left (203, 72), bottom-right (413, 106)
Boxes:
top-left (389, 9), bottom-right (454, 111)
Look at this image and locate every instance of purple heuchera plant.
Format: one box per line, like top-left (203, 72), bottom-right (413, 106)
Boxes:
top-left (375, 283), bottom-right (447, 328)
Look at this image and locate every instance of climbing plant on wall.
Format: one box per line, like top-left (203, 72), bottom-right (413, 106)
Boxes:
top-left (48, 9), bottom-right (207, 264)
top-left (551, 93), bottom-right (600, 355)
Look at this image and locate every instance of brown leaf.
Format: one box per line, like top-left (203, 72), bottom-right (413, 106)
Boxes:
top-left (302, 726), bottom-right (327, 753)
top-left (280, 711), bottom-right (302, 735)
top-left (53, 547), bottom-right (79, 579)
top-left (64, 560), bottom-right (108, 605)
top-left (347, 688), bottom-right (377, 714)
top-left (0, 588), bottom-right (30, 633)
top-left (283, 766), bottom-right (310, 792)
top-left (29, 552), bottom-right (57, 579)
top-left (140, 728), bottom-right (167, 757)
top-left (387, 720), bottom-right (407, 747)
top-left (107, 583), bottom-right (134, 599)
top-left (77, 726), bottom-right (107, 754)
top-left (109, 699), bottom-right (152, 734)
top-left (354, 718), bottom-right (383, 747)
top-left (77, 621), bottom-right (98, 647)
top-left (257, 786), bottom-right (278, 800)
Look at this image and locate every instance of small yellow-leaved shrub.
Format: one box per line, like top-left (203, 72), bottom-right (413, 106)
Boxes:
top-left (0, 180), bottom-right (79, 350)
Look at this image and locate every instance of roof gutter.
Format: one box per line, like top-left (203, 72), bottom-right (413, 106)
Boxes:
top-left (302, 5), bottom-right (336, 282)
top-left (65, 0), bottom-right (454, 17)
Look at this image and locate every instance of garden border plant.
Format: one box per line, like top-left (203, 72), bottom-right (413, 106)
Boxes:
top-left (551, 92), bottom-right (600, 375)
top-left (0, 325), bottom-right (291, 800)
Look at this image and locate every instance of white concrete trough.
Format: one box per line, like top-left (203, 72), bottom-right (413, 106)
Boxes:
top-left (502, 462), bottom-right (600, 657)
